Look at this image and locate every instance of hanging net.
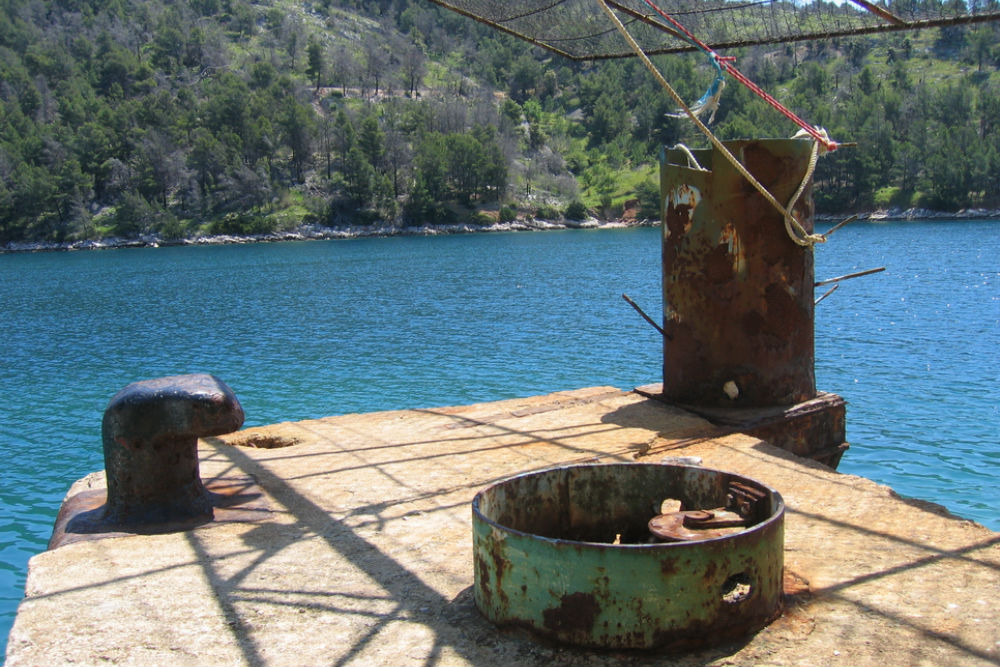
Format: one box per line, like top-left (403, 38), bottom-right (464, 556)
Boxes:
top-left (426, 0), bottom-right (1000, 59)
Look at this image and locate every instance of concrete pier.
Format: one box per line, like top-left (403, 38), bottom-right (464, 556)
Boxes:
top-left (6, 386), bottom-right (999, 666)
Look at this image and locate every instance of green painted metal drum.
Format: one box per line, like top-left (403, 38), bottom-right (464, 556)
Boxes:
top-left (472, 463), bottom-right (784, 650)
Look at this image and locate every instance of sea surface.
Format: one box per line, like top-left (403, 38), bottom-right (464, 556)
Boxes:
top-left (1, 221), bottom-right (997, 655)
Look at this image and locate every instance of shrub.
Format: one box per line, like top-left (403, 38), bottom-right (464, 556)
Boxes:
top-left (470, 211), bottom-right (495, 226)
top-left (563, 200), bottom-right (589, 220)
top-left (534, 203), bottom-right (561, 220)
top-left (111, 193), bottom-right (157, 237)
top-left (158, 216), bottom-right (188, 240)
top-left (636, 179), bottom-right (662, 220)
top-left (498, 205), bottom-right (518, 222)
top-left (209, 212), bottom-right (275, 236)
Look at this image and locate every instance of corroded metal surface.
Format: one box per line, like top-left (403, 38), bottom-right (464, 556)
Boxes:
top-left (101, 374), bottom-right (244, 526)
top-left (48, 475), bottom-right (271, 549)
top-left (472, 463), bottom-right (784, 650)
top-left (660, 139), bottom-right (816, 407)
top-left (46, 375), bottom-right (257, 549)
top-left (639, 386), bottom-right (850, 468)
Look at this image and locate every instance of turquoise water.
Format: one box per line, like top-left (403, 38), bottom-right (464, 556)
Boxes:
top-left (811, 220), bottom-right (999, 528)
top-left (0, 222), bottom-right (997, 654)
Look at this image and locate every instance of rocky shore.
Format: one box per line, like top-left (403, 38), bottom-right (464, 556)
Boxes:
top-left (3, 207), bottom-right (997, 253)
top-left (815, 207), bottom-right (1000, 223)
top-left (0, 217), bottom-right (654, 253)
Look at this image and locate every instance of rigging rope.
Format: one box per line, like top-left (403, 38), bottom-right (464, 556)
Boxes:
top-left (639, 0), bottom-right (839, 154)
top-left (784, 129), bottom-right (823, 246)
top-left (595, 0), bottom-right (825, 247)
top-left (666, 71), bottom-right (726, 123)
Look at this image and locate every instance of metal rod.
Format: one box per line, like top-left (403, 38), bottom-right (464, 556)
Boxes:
top-left (823, 214), bottom-right (858, 239)
top-left (622, 293), bottom-right (670, 338)
top-left (814, 266), bottom-right (886, 287)
top-left (605, 0), bottom-right (689, 43)
top-left (422, 0), bottom-right (578, 60)
top-left (423, 7), bottom-right (1000, 61)
top-left (814, 284), bottom-right (839, 305)
top-left (847, 0), bottom-right (905, 24)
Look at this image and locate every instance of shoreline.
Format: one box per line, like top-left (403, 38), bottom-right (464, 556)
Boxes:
top-left (3, 207), bottom-right (998, 254)
top-left (814, 206), bottom-right (1000, 223)
top-left (0, 218), bottom-right (655, 254)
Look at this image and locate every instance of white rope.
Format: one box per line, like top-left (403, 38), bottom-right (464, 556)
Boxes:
top-left (596, 0), bottom-right (826, 248)
top-left (672, 143), bottom-right (707, 171)
top-left (782, 128), bottom-right (827, 247)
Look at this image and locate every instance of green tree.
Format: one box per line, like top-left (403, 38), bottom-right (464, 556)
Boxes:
top-left (307, 39), bottom-right (324, 91)
top-left (443, 132), bottom-right (482, 203)
top-left (111, 192), bottom-right (157, 237)
top-left (343, 145), bottom-right (375, 205)
top-left (967, 27), bottom-right (996, 71)
top-left (470, 124), bottom-right (507, 201)
top-left (279, 99), bottom-right (315, 182)
top-left (586, 92), bottom-right (628, 151)
top-left (509, 54), bottom-right (542, 103)
top-left (413, 132), bottom-right (449, 203)
top-left (188, 128), bottom-right (227, 195)
top-left (857, 66), bottom-right (876, 96)
top-left (358, 114), bottom-right (385, 171)
top-left (151, 12), bottom-right (185, 71)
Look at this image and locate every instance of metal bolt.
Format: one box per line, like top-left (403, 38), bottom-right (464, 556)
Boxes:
top-left (682, 510), bottom-right (715, 527)
top-left (101, 374), bottom-right (244, 527)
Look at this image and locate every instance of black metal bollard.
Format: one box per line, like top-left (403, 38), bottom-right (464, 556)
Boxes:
top-left (101, 374), bottom-right (244, 526)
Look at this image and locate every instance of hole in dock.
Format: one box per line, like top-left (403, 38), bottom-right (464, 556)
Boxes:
top-left (225, 434), bottom-right (301, 449)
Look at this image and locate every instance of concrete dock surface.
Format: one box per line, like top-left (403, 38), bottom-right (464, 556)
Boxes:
top-left (6, 386), bottom-right (999, 666)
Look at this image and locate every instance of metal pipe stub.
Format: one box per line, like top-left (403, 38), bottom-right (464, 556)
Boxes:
top-left (660, 138), bottom-right (817, 407)
top-left (101, 374), bottom-right (245, 526)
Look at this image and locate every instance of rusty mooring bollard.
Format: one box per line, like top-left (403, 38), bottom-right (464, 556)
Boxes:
top-left (101, 374), bottom-right (244, 526)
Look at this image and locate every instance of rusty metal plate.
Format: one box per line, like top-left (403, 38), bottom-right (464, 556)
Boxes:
top-left (472, 463), bottom-right (784, 650)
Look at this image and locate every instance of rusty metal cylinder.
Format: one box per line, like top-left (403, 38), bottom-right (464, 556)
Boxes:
top-left (473, 463), bottom-right (784, 650)
top-left (661, 138), bottom-right (816, 407)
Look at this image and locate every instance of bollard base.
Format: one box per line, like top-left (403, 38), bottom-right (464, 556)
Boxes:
top-left (101, 374), bottom-right (245, 528)
top-left (637, 385), bottom-right (848, 469)
top-left (48, 475), bottom-right (272, 550)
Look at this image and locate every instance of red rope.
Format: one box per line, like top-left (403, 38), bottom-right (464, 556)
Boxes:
top-left (638, 0), bottom-right (839, 152)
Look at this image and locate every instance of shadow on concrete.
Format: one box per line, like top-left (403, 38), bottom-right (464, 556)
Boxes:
top-left (185, 399), bottom-right (746, 667)
top-left (36, 390), bottom-right (992, 667)
top-left (602, 395), bottom-right (1000, 665)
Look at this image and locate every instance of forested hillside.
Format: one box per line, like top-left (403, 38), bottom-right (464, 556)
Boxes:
top-left (2, 0), bottom-right (999, 244)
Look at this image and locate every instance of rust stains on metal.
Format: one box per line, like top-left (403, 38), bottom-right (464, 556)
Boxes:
top-left (729, 481), bottom-right (770, 525)
top-left (45, 375), bottom-right (270, 549)
top-left (646, 388), bottom-right (850, 468)
top-left (48, 476), bottom-right (271, 549)
top-left (648, 478), bottom-right (770, 542)
top-left (542, 592), bottom-right (601, 635)
top-left (472, 463), bottom-right (785, 650)
top-left (660, 139), bottom-right (818, 407)
top-left (648, 510), bottom-right (746, 542)
top-left (101, 374), bottom-right (245, 527)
